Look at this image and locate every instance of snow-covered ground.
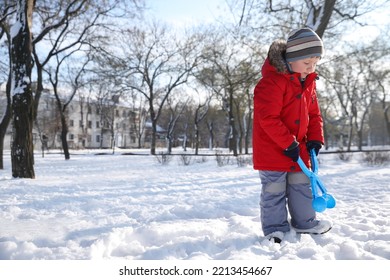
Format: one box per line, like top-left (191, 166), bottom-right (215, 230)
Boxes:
top-left (0, 149), bottom-right (389, 260)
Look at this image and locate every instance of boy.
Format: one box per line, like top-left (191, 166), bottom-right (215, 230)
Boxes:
top-left (252, 27), bottom-right (331, 243)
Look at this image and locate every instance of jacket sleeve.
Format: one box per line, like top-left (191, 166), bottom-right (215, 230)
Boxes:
top-left (254, 76), bottom-right (296, 150)
top-left (306, 87), bottom-right (324, 144)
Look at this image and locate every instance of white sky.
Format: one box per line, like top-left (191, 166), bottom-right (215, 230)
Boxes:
top-left (146, 0), bottom-right (390, 40)
top-left (147, 0), bottom-right (228, 27)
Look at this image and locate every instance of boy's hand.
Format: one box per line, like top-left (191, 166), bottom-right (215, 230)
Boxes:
top-left (306, 141), bottom-right (322, 156)
top-left (284, 141), bottom-right (300, 162)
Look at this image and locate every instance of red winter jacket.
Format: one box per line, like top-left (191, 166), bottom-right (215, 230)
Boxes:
top-left (252, 40), bottom-right (324, 172)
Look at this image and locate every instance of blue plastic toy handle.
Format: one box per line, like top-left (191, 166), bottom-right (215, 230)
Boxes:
top-left (297, 149), bottom-right (336, 212)
top-left (310, 149), bottom-right (319, 174)
top-left (297, 157), bottom-right (322, 198)
top-left (297, 150), bottom-right (328, 193)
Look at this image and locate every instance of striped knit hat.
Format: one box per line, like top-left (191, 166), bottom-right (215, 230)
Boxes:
top-left (285, 28), bottom-right (324, 62)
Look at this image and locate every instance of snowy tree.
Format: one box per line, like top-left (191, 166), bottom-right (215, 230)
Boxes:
top-left (10, 0), bottom-right (35, 178)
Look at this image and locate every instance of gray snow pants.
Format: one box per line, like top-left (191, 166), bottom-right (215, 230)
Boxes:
top-left (259, 171), bottom-right (317, 236)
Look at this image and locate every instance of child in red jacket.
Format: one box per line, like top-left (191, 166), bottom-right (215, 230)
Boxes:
top-left (252, 27), bottom-right (331, 243)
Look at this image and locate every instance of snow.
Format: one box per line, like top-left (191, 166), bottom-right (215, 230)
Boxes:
top-left (0, 149), bottom-right (389, 260)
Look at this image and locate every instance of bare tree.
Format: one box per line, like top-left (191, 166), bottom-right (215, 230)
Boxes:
top-left (29, 0), bottom-right (143, 158)
top-left (241, 88), bottom-right (253, 154)
top-left (231, 60), bottom-right (258, 154)
top-left (31, 0), bottom-right (143, 122)
top-left (94, 85), bottom-right (121, 153)
top-left (0, 3), bottom-right (15, 169)
top-left (198, 31), bottom-right (257, 156)
top-left (364, 36), bottom-right (390, 146)
top-left (34, 89), bottom-right (61, 157)
top-left (204, 105), bottom-right (229, 150)
top-left (0, 0), bottom-right (144, 169)
top-left (163, 95), bottom-right (190, 154)
top-left (110, 22), bottom-right (202, 155)
top-left (322, 45), bottom-right (381, 151)
top-left (134, 98), bottom-right (148, 149)
top-left (192, 88), bottom-right (212, 155)
top-left (372, 71), bottom-right (390, 143)
top-left (229, 0), bottom-right (386, 37)
top-left (32, 0), bottom-right (93, 123)
top-left (0, 50), bottom-right (12, 169)
top-left (44, 49), bottom-right (91, 160)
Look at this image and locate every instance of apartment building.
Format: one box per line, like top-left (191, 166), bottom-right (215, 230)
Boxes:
top-left (1, 90), bottom-right (147, 151)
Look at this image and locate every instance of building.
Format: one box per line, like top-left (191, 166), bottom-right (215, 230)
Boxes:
top-left (0, 89), bottom-right (149, 151)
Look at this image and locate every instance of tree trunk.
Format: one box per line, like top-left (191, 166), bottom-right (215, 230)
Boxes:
top-left (244, 88), bottom-right (252, 155)
top-left (228, 89), bottom-right (238, 156)
top-left (182, 123), bottom-right (188, 152)
top-left (346, 116), bottom-right (353, 151)
top-left (244, 113), bottom-right (252, 155)
top-left (305, 0), bottom-right (336, 38)
top-left (151, 120), bottom-right (157, 155)
top-left (166, 136), bottom-right (172, 154)
top-left (384, 107), bottom-right (390, 144)
top-left (10, 0), bottom-right (35, 178)
top-left (0, 73), bottom-right (12, 169)
top-left (194, 124), bottom-right (200, 155)
top-left (60, 114), bottom-right (70, 160)
top-left (207, 121), bottom-right (214, 150)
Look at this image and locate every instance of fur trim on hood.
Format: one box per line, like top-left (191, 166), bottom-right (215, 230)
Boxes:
top-left (267, 39), bottom-right (288, 73)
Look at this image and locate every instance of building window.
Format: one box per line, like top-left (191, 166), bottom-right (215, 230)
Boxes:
top-left (96, 135), bottom-right (100, 143)
top-left (88, 121), bottom-right (92, 129)
top-left (69, 134), bottom-right (74, 140)
top-left (69, 119), bottom-right (74, 127)
top-left (96, 121), bottom-right (100, 128)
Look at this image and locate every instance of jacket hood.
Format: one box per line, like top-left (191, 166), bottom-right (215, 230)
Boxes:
top-left (267, 39), bottom-right (288, 73)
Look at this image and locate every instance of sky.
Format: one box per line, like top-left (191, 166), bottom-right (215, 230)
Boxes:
top-left (145, 0), bottom-right (389, 45)
top-left (147, 0), bottom-right (228, 27)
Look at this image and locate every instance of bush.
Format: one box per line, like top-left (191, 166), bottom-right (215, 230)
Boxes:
top-left (337, 148), bottom-right (353, 162)
top-left (195, 156), bottom-right (208, 164)
top-left (178, 154), bottom-right (192, 166)
top-left (215, 150), bottom-right (231, 167)
top-left (236, 155), bottom-right (253, 167)
top-left (155, 152), bottom-right (172, 165)
top-left (362, 151), bottom-right (390, 166)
